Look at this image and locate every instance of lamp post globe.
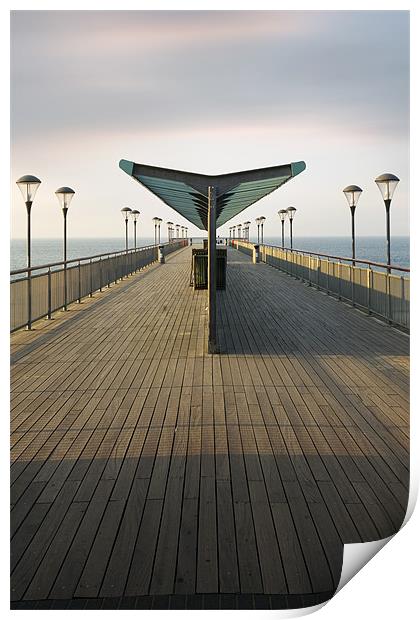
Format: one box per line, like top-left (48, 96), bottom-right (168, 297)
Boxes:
top-left (16, 175), bottom-right (41, 329)
top-left (16, 174), bottom-right (41, 205)
top-left (375, 173), bottom-right (400, 270)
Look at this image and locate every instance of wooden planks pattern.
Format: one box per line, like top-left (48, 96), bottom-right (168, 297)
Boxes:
top-left (10, 245), bottom-right (409, 605)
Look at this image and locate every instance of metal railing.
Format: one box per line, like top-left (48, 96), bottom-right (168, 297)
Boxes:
top-left (231, 240), bottom-right (410, 330)
top-left (10, 240), bottom-right (187, 332)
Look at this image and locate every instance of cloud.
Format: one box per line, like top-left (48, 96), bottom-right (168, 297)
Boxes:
top-left (11, 11), bottom-right (409, 142)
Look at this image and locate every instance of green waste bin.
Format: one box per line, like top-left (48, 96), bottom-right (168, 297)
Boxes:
top-left (191, 248), bottom-right (226, 289)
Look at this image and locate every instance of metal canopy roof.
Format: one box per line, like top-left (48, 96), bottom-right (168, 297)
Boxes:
top-left (119, 159), bottom-right (306, 230)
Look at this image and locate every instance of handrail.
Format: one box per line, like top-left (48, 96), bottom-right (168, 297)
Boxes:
top-left (10, 242), bottom-right (171, 277)
top-left (232, 240), bottom-right (410, 274)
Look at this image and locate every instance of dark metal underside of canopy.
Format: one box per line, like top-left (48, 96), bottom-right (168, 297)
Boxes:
top-left (119, 159), bottom-right (306, 230)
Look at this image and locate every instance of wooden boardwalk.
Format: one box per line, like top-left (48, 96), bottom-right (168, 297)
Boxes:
top-left (10, 245), bottom-right (409, 609)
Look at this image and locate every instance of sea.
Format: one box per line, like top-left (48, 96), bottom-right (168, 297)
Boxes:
top-left (10, 236), bottom-right (410, 274)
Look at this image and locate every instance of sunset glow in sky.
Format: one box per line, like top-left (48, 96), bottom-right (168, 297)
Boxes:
top-left (10, 10), bottom-right (409, 239)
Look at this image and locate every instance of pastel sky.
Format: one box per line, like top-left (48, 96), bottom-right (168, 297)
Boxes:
top-left (10, 10), bottom-right (409, 240)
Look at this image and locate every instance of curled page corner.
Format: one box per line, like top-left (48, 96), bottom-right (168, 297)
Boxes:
top-left (336, 482), bottom-right (417, 597)
top-left (336, 537), bottom-right (393, 595)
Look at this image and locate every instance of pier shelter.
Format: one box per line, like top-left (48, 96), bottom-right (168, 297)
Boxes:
top-left (119, 159), bottom-right (306, 353)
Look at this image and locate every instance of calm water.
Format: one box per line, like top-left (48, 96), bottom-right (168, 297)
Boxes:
top-left (10, 235), bottom-right (409, 273)
top-left (259, 236), bottom-right (410, 268)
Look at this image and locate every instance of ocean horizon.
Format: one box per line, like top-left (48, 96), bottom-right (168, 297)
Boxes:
top-left (10, 235), bottom-right (410, 273)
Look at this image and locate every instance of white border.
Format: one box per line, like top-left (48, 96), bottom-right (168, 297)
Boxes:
top-left (2, 3), bottom-right (417, 618)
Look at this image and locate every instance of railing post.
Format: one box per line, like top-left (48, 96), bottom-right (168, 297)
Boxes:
top-left (401, 275), bottom-right (405, 327)
top-left (387, 271), bottom-right (392, 324)
top-left (99, 257), bottom-right (102, 292)
top-left (316, 257), bottom-right (320, 290)
top-left (326, 258), bottom-right (330, 294)
top-left (89, 259), bottom-right (93, 297)
top-left (115, 253), bottom-right (118, 284)
top-left (367, 266), bottom-right (372, 315)
top-left (338, 260), bottom-right (341, 300)
top-left (47, 268), bottom-right (52, 319)
top-left (27, 271), bottom-right (32, 330)
top-left (78, 261), bottom-right (82, 302)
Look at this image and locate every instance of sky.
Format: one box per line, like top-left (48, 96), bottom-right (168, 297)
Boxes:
top-left (10, 10), bottom-right (410, 240)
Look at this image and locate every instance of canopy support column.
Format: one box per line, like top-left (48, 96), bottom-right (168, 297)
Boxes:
top-left (208, 185), bottom-right (217, 353)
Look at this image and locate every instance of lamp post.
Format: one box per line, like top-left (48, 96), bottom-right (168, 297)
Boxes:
top-left (259, 216), bottom-right (266, 244)
top-left (167, 221), bottom-right (173, 242)
top-left (243, 221), bottom-right (251, 241)
top-left (256, 217), bottom-right (261, 243)
top-left (278, 209), bottom-right (287, 248)
top-left (176, 224), bottom-right (180, 239)
top-left (287, 207), bottom-right (296, 250)
top-left (16, 175), bottom-right (41, 329)
top-left (55, 187), bottom-right (75, 311)
top-left (237, 223), bottom-right (242, 239)
top-left (343, 185), bottom-right (362, 265)
top-left (130, 209), bottom-right (140, 249)
top-left (375, 173), bottom-right (400, 271)
top-left (232, 226), bottom-right (236, 239)
top-left (158, 218), bottom-right (162, 244)
top-left (121, 207), bottom-right (132, 251)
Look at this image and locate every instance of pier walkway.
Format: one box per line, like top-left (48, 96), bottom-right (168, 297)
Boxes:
top-left (10, 245), bottom-right (409, 609)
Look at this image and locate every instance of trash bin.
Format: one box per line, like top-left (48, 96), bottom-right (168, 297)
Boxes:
top-left (216, 247), bottom-right (227, 289)
top-left (191, 248), bottom-right (227, 289)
